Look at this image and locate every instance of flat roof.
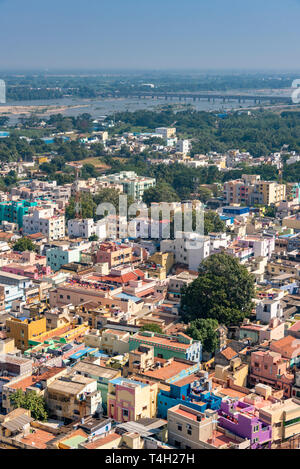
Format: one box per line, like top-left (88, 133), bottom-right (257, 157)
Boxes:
top-left (73, 361), bottom-right (120, 379)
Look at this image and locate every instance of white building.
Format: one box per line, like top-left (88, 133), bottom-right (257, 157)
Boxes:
top-left (68, 218), bottom-right (95, 239)
top-left (208, 232), bottom-right (231, 252)
top-left (176, 139), bottom-right (190, 155)
top-left (256, 298), bottom-right (283, 324)
top-left (161, 231), bottom-right (210, 272)
top-left (23, 207), bottom-right (65, 240)
top-left (95, 219), bottom-right (107, 240)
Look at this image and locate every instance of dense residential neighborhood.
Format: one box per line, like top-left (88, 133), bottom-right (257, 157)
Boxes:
top-left (0, 116), bottom-right (298, 451)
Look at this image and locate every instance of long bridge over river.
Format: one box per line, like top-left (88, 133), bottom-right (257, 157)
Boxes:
top-left (111, 91), bottom-right (292, 105)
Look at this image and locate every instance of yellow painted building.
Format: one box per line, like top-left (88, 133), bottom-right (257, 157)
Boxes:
top-left (215, 357), bottom-right (249, 387)
top-left (259, 399), bottom-right (300, 444)
top-left (6, 316), bottom-right (47, 351)
top-left (0, 337), bottom-right (17, 354)
top-left (37, 156), bottom-right (49, 165)
top-left (257, 181), bottom-right (286, 206)
top-left (145, 251), bottom-right (174, 280)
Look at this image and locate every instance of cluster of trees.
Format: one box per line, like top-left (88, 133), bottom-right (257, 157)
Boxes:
top-left (0, 135), bottom-right (49, 163)
top-left (181, 253), bottom-right (255, 327)
top-left (65, 188), bottom-right (135, 221)
top-left (47, 113), bottom-right (95, 133)
top-left (10, 390), bottom-right (48, 421)
top-left (111, 109), bottom-right (300, 156)
top-left (186, 318), bottom-right (219, 354)
top-left (13, 237), bottom-right (37, 252)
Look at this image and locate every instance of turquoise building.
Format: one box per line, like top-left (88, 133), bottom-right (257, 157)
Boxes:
top-left (46, 246), bottom-right (81, 272)
top-left (0, 200), bottom-right (37, 228)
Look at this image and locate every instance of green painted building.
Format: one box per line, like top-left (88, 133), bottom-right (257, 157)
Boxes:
top-left (129, 331), bottom-right (202, 363)
top-left (0, 200), bottom-right (38, 228)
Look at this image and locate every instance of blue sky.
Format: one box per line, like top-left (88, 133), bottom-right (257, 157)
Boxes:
top-left (1, 0), bottom-right (300, 70)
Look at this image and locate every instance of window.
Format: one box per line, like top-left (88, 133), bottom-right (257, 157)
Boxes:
top-left (177, 424), bottom-right (182, 431)
top-left (122, 409), bottom-right (129, 417)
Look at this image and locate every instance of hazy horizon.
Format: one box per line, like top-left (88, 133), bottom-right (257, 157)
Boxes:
top-left (1, 0), bottom-right (300, 71)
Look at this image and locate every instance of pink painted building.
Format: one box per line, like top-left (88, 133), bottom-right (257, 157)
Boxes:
top-left (95, 243), bottom-right (133, 268)
top-left (249, 350), bottom-right (294, 398)
top-left (1, 263), bottom-right (51, 279)
top-left (107, 377), bottom-right (158, 422)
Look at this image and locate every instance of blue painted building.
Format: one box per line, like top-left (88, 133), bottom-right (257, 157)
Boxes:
top-left (222, 206), bottom-right (250, 217)
top-left (157, 371), bottom-right (222, 419)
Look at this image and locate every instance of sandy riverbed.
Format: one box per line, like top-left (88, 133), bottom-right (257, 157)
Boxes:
top-left (0, 103), bottom-right (90, 116)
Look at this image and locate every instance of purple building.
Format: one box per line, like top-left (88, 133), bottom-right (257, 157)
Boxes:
top-left (218, 399), bottom-right (272, 449)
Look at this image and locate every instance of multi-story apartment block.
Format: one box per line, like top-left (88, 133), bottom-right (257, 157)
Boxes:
top-left (72, 358), bottom-right (121, 413)
top-left (259, 399), bottom-right (300, 445)
top-left (68, 218), bottom-right (96, 239)
top-left (249, 350), bottom-right (294, 398)
top-left (94, 242), bottom-right (133, 268)
top-left (46, 245), bottom-right (82, 272)
top-left (167, 404), bottom-right (250, 449)
top-left (155, 127), bottom-right (176, 138)
top-left (46, 373), bottom-right (102, 422)
top-left (129, 331), bottom-right (202, 363)
top-left (23, 207), bottom-right (65, 240)
top-left (161, 232), bottom-right (210, 272)
top-left (256, 297), bottom-right (283, 324)
top-left (6, 315), bottom-right (47, 351)
top-left (0, 200), bottom-right (38, 228)
top-left (97, 171), bottom-right (156, 200)
top-left (223, 175), bottom-right (286, 206)
top-left (176, 139), bottom-right (190, 155)
top-left (218, 399), bottom-right (272, 449)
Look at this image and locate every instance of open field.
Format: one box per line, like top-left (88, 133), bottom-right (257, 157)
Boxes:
top-left (77, 157), bottom-right (111, 171)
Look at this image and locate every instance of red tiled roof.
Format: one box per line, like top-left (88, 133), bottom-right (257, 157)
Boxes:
top-left (10, 367), bottom-right (65, 391)
top-left (83, 432), bottom-right (121, 449)
top-left (270, 335), bottom-right (300, 359)
top-left (20, 428), bottom-right (55, 449)
top-left (220, 347), bottom-right (237, 361)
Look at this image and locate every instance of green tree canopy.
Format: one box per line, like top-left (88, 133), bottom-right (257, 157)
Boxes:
top-left (10, 389), bottom-right (48, 421)
top-left (180, 253), bottom-right (255, 326)
top-left (197, 186), bottom-right (213, 203)
top-left (93, 187), bottom-right (134, 216)
top-left (13, 237), bottom-right (36, 252)
top-left (66, 193), bottom-right (96, 221)
top-left (142, 182), bottom-right (180, 205)
top-left (186, 318), bottom-right (219, 354)
top-left (203, 211), bottom-right (226, 235)
top-left (140, 323), bottom-right (163, 334)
